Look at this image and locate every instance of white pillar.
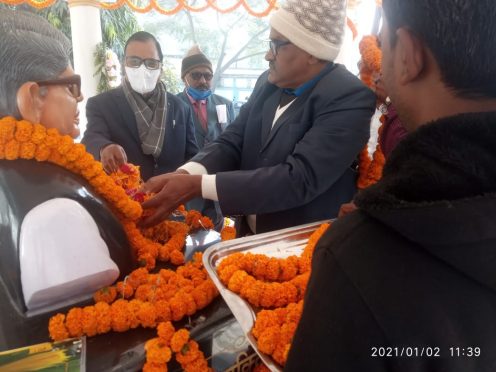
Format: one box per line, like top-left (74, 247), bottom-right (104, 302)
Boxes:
top-left (68, 0), bottom-right (102, 139)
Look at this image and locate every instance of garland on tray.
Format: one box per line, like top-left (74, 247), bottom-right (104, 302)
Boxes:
top-left (215, 223), bottom-right (330, 367)
top-left (356, 36), bottom-right (387, 190)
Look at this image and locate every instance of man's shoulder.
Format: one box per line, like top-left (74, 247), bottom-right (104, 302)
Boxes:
top-left (211, 94), bottom-right (232, 105)
top-left (167, 92), bottom-right (191, 112)
top-left (323, 64), bottom-right (368, 88)
top-left (88, 87), bottom-right (124, 105)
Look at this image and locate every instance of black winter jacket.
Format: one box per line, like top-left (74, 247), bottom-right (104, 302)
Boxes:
top-left (286, 112), bottom-right (496, 372)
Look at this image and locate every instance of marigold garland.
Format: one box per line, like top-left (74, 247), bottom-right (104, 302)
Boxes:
top-left (356, 36), bottom-right (387, 189)
top-left (48, 253), bottom-right (219, 345)
top-left (214, 223), bottom-right (330, 368)
top-left (0, 117), bottom-right (141, 219)
top-left (0, 117), bottom-right (215, 271)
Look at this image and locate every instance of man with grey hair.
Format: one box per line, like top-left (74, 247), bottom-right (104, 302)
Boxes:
top-left (0, 10), bottom-right (133, 351)
top-left (140, 0), bottom-right (376, 234)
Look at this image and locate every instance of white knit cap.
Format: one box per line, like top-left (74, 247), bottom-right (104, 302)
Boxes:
top-left (270, 0), bottom-right (347, 61)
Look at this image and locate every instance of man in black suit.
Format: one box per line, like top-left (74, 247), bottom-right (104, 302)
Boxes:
top-left (82, 31), bottom-right (198, 181)
top-left (176, 46), bottom-right (236, 229)
top-left (177, 45), bottom-right (235, 150)
top-left (140, 0), bottom-right (376, 234)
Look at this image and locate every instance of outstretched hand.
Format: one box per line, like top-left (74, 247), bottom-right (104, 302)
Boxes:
top-left (139, 172), bottom-right (202, 227)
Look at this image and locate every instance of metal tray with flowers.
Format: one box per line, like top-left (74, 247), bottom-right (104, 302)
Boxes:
top-left (203, 220), bottom-right (329, 372)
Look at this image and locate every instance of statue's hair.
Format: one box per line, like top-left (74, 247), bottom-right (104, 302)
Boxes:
top-left (0, 10), bottom-right (71, 117)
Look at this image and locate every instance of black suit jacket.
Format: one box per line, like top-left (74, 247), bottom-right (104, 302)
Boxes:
top-left (177, 92), bottom-right (235, 149)
top-left (191, 63), bottom-right (376, 233)
top-left (82, 86), bottom-right (198, 181)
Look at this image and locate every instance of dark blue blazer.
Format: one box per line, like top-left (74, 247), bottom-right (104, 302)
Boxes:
top-left (177, 92), bottom-right (235, 149)
top-left (82, 86), bottom-right (198, 181)
top-left (191, 64), bottom-right (376, 233)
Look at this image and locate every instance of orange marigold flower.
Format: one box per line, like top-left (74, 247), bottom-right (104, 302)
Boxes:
top-left (257, 326), bottom-right (280, 355)
top-left (57, 135), bottom-right (74, 155)
top-left (220, 225), bottom-right (236, 241)
top-left (278, 256), bottom-right (299, 282)
top-left (252, 255), bottom-right (269, 280)
top-left (139, 252), bottom-right (156, 270)
top-left (170, 328), bottom-right (190, 353)
top-left (169, 249), bottom-right (185, 266)
top-left (191, 286), bottom-right (209, 310)
top-left (138, 301), bottom-right (157, 328)
top-left (169, 296), bottom-right (187, 322)
top-left (95, 302), bottom-right (112, 334)
top-left (199, 216), bottom-right (214, 229)
top-left (14, 120), bottom-right (33, 142)
top-left (19, 142), bottom-right (36, 159)
top-left (66, 307), bottom-right (84, 337)
top-left (175, 340), bottom-right (200, 365)
top-left (5, 139), bottom-right (19, 160)
top-left (128, 299), bottom-right (143, 329)
top-left (116, 281), bottom-right (134, 299)
top-left (218, 264), bottom-right (240, 285)
top-left (81, 306), bottom-right (98, 337)
top-left (127, 267), bottom-right (149, 289)
top-left (93, 286), bottom-right (117, 304)
top-left (157, 321), bottom-right (175, 344)
top-left (135, 284), bottom-right (154, 302)
top-left (34, 143), bottom-right (51, 161)
top-left (147, 342), bottom-right (172, 364)
top-left (110, 299), bottom-right (131, 332)
top-left (252, 310), bottom-right (281, 339)
top-left (265, 257), bottom-right (281, 282)
top-left (155, 300), bottom-right (172, 323)
top-left (180, 292), bottom-right (197, 316)
top-left (48, 313), bottom-right (69, 341)
top-left (158, 245), bottom-right (170, 261)
top-left (243, 280), bottom-right (265, 308)
top-left (0, 117), bottom-right (16, 143)
top-left (227, 270), bottom-right (249, 293)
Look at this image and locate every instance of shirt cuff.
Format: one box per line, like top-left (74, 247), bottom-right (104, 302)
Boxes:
top-left (178, 162), bottom-right (208, 175)
top-left (202, 174), bottom-right (219, 201)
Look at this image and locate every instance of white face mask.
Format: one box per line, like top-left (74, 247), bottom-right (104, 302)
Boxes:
top-left (125, 65), bottom-right (161, 94)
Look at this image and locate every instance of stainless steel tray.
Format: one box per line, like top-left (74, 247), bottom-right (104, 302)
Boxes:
top-left (203, 220), bottom-right (329, 372)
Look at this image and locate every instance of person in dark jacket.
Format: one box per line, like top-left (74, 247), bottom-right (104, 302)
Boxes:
top-left (286, 0), bottom-right (496, 371)
top-left (177, 45), bottom-right (236, 229)
top-left (82, 32), bottom-right (198, 181)
top-left (139, 0), bottom-right (376, 233)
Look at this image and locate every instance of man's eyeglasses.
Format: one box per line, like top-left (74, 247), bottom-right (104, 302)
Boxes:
top-left (269, 39), bottom-right (291, 56)
top-left (36, 74), bottom-right (81, 99)
top-left (190, 72), bottom-right (213, 81)
top-left (125, 56), bottom-right (162, 70)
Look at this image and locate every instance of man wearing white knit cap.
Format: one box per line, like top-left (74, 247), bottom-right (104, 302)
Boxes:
top-left (140, 0), bottom-right (376, 235)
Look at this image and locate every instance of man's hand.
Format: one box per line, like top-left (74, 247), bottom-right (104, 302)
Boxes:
top-left (100, 144), bottom-right (127, 173)
top-left (139, 173), bottom-right (202, 227)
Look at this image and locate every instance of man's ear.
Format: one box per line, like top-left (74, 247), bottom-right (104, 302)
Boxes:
top-left (396, 28), bottom-right (425, 85)
top-left (16, 82), bottom-right (45, 123)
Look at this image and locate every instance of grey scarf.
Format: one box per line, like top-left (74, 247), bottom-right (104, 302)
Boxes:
top-left (122, 79), bottom-right (167, 158)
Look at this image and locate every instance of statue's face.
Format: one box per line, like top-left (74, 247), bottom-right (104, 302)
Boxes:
top-left (38, 67), bottom-right (83, 138)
